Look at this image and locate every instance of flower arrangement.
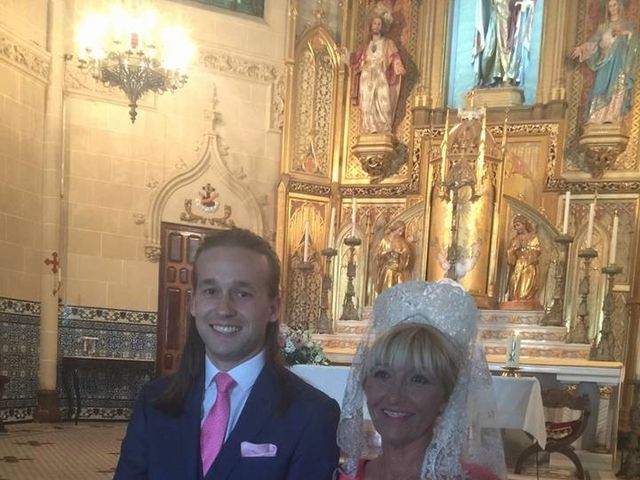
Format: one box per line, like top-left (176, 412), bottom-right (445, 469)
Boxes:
top-left (278, 324), bottom-right (329, 366)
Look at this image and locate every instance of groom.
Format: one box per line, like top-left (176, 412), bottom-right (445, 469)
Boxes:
top-left (114, 228), bottom-right (340, 479)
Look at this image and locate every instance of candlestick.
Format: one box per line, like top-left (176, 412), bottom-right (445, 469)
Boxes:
top-left (351, 198), bottom-right (357, 237)
top-left (609, 212), bottom-right (619, 265)
top-left (586, 202), bottom-right (595, 248)
top-left (542, 234), bottom-right (574, 326)
top-left (568, 248), bottom-right (598, 344)
top-left (562, 191), bottom-right (571, 234)
top-left (591, 264), bottom-right (623, 361)
top-left (327, 207), bottom-right (336, 249)
top-left (506, 332), bottom-right (521, 368)
top-left (303, 221), bottom-right (310, 263)
top-left (340, 236), bottom-right (361, 321)
top-left (318, 247), bottom-right (338, 333)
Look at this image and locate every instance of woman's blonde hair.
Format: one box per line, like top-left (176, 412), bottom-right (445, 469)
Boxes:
top-left (362, 322), bottom-right (461, 400)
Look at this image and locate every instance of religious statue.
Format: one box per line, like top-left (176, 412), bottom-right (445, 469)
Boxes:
top-left (473, 0), bottom-right (537, 87)
top-left (571, 0), bottom-right (638, 124)
top-left (375, 220), bottom-right (413, 294)
top-left (350, 3), bottom-right (406, 134)
top-left (506, 215), bottom-right (541, 303)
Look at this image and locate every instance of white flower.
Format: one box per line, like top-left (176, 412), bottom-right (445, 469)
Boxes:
top-left (285, 338), bottom-right (296, 353)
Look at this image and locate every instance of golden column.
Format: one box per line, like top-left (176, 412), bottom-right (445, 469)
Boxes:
top-left (423, 108), bottom-right (505, 308)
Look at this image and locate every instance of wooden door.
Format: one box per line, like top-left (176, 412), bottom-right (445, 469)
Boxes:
top-left (157, 223), bottom-right (213, 376)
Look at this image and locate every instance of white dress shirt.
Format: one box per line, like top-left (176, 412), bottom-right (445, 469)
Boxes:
top-left (201, 351), bottom-right (265, 440)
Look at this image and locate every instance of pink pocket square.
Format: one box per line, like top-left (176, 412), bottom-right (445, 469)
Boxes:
top-left (240, 441), bottom-right (278, 458)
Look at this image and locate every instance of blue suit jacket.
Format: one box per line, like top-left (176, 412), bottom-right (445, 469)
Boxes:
top-left (114, 365), bottom-right (340, 480)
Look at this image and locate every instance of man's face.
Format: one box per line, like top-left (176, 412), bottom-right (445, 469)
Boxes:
top-left (190, 246), bottom-right (280, 371)
top-left (370, 17), bottom-right (383, 35)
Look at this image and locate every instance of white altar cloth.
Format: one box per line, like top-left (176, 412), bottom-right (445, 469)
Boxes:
top-left (290, 364), bottom-right (547, 449)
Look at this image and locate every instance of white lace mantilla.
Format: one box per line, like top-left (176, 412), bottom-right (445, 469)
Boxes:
top-left (337, 280), bottom-right (507, 480)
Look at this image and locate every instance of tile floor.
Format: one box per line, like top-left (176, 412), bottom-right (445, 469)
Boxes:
top-left (0, 422), bottom-right (619, 479)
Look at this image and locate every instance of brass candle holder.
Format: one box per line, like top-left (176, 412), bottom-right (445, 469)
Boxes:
top-left (340, 236), bottom-right (361, 321)
top-left (317, 247), bottom-right (337, 333)
top-left (591, 264), bottom-right (623, 361)
top-left (568, 248), bottom-right (598, 344)
top-left (542, 234), bottom-right (573, 326)
top-left (295, 260), bottom-right (314, 329)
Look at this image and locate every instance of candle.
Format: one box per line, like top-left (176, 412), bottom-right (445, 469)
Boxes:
top-left (303, 221), bottom-right (310, 262)
top-left (351, 197), bottom-right (357, 237)
top-left (501, 109), bottom-right (508, 151)
top-left (506, 332), bottom-right (521, 368)
top-left (562, 191), bottom-right (571, 234)
top-left (586, 201), bottom-right (595, 248)
top-left (477, 107), bottom-right (486, 182)
top-left (328, 207), bottom-right (336, 249)
top-left (609, 212), bottom-right (619, 265)
top-left (441, 109), bottom-right (450, 184)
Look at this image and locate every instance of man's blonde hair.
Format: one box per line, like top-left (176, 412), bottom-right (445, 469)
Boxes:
top-left (362, 323), bottom-right (461, 400)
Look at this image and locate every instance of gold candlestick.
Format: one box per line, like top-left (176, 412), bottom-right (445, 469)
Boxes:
top-left (339, 236), bottom-right (361, 321)
top-left (590, 264), bottom-right (623, 361)
top-left (542, 234), bottom-right (574, 326)
top-left (317, 247), bottom-right (337, 333)
top-left (568, 248), bottom-right (598, 344)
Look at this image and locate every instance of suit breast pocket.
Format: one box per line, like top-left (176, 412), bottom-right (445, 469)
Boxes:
top-left (235, 456), bottom-right (288, 478)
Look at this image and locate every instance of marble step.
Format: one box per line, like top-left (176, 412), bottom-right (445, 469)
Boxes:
top-left (361, 309), bottom-right (547, 325)
top-left (314, 334), bottom-right (591, 360)
top-left (333, 323), bottom-right (567, 342)
top-left (479, 309), bottom-right (546, 325)
top-left (479, 324), bottom-right (567, 342)
top-left (483, 339), bottom-right (591, 360)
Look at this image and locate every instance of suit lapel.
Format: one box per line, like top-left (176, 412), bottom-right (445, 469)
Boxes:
top-left (206, 366), bottom-right (278, 480)
top-left (180, 372), bottom-right (205, 480)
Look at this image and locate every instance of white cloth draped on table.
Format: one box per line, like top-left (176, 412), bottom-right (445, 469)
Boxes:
top-left (290, 364), bottom-right (546, 449)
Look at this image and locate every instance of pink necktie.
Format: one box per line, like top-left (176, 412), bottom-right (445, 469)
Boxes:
top-left (201, 372), bottom-right (236, 475)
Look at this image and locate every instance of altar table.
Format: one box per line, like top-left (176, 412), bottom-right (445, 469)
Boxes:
top-left (290, 364), bottom-right (547, 448)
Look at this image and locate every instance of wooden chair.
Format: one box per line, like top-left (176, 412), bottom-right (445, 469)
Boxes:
top-left (514, 388), bottom-right (591, 479)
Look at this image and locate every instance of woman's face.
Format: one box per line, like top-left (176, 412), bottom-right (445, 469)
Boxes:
top-left (608, 0), bottom-right (620, 17)
top-left (364, 364), bottom-right (446, 449)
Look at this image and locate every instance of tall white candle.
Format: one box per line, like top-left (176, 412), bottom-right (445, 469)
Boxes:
top-left (328, 207), bottom-right (336, 249)
top-left (303, 221), bottom-right (310, 262)
top-left (609, 212), bottom-right (619, 265)
top-left (586, 202), bottom-right (595, 248)
top-left (562, 191), bottom-right (571, 234)
top-left (506, 332), bottom-right (521, 368)
top-left (351, 197), bottom-right (357, 237)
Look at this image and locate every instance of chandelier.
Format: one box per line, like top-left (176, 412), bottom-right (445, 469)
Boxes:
top-left (76, 7), bottom-right (194, 123)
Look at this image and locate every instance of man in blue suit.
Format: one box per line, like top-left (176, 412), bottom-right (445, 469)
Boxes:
top-left (114, 228), bottom-right (340, 479)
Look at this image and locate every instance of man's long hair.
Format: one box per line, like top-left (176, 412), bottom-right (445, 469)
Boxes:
top-left (154, 228), bottom-right (289, 416)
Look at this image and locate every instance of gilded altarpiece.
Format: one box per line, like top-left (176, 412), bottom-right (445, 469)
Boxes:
top-left (560, 0), bottom-right (640, 182)
top-left (289, 27), bottom-right (339, 177)
top-left (343, 0), bottom-right (420, 184)
top-left (284, 198), bottom-right (329, 329)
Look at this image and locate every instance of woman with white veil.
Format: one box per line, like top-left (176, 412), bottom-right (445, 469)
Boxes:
top-left (336, 280), bottom-right (506, 480)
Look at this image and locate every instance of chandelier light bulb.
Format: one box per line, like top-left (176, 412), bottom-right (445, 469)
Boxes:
top-left (75, 6), bottom-right (193, 123)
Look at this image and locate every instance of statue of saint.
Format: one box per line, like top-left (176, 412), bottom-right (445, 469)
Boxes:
top-left (473, 0), bottom-right (537, 87)
top-left (571, 0), bottom-right (638, 124)
top-left (506, 215), bottom-right (541, 302)
top-left (350, 4), bottom-right (406, 134)
top-left (375, 220), bottom-right (413, 294)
